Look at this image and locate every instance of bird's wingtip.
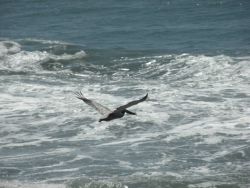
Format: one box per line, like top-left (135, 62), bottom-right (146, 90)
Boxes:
top-left (142, 93), bottom-right (148, 100)
top-left (75, 91), bottom-right (85, 99)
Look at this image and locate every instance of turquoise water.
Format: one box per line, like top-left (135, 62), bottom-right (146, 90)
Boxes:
top-left (0, 1), bottom-right (250, 188)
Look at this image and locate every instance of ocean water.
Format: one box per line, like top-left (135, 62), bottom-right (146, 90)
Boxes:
top-left (0, 0), bottom-right (250, 188)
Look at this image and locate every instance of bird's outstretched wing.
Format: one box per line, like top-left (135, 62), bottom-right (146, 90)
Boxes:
top-left (75, 91), bottom-right (112, 116)
top-left (116, 93), bottom-right (148, 111)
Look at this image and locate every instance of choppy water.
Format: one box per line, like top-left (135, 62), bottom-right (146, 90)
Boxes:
top-left (1, 1), bottom-right (250, 188)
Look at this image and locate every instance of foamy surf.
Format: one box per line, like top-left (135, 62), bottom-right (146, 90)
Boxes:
top-left (0, 181), bottom-right (65, 188)
top-left (0, 40), bottom-right (86, 73)
top-left (0, 38), bottom-right (250, 188)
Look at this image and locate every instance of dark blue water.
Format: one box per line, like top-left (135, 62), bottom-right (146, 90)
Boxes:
top-left (1, 0), bottom-right (249, 53)
top-left (0, 1), bottom-right (250, 188)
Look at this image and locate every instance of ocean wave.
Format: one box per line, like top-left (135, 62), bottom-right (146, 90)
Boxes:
top-left (0, 174), bottom-right (248, 188)
top-left (0, 181), bottom-right (65, 188)
top-left (66, 174), bottom-right (247, 188)
top-left (17, 38), bottom-right (73, 45)
top-left (1, 39), bottom-right (250, 84)
top-left (0, 40), bottom-right (86, 73)
top-left (111, 53), bottom-right (250, 83)
top-left (0, 41), bottom-right (21, 56)
top-left (1, 39), bottom-right (250, 187)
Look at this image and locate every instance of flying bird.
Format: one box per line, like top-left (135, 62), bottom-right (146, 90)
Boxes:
top-left (75, 91), bottom-right (148, 122)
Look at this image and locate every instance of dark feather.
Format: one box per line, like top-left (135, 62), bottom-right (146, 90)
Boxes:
top-left (116, 93), bottom-right (148, 111)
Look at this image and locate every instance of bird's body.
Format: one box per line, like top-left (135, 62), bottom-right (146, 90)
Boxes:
top-left (75, 92), bottom-right (148, 122)
top-left (99, 110), bottom-right (125, 122)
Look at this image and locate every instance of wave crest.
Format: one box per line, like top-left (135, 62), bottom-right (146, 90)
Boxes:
top-left (0, 41), bottom-right (21, 56)
top-left (0, 40), bottom-right (86, 73)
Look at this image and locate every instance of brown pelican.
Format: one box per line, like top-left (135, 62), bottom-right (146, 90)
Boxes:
top-left (75, 91), bottom-right (148, 122)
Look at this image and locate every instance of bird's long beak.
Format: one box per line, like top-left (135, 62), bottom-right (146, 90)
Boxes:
top-left (125, 110), bottom-right (136, 115)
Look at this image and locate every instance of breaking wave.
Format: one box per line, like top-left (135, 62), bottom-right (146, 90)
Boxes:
top-left (0, 40), bottom-right (86, 73)
top-left (0, 39), bottom-right (250, 188)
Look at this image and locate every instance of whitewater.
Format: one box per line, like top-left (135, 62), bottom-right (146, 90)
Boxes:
top-left (0, 38), bottom-right (249, 188)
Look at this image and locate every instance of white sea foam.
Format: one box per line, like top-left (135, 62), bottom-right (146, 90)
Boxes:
top-left (0, 40), bottom-right (86, 72)
top-left (0, 41), bottom-right (21, 56)
top-left (0, 50), bottom-right (86, 72)
top-left (0, 181), bottom-right (65, 188)
top-left (18, 38), bottom-right (73, 45)
top-left (1, 48), bottom-right (250, 184)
